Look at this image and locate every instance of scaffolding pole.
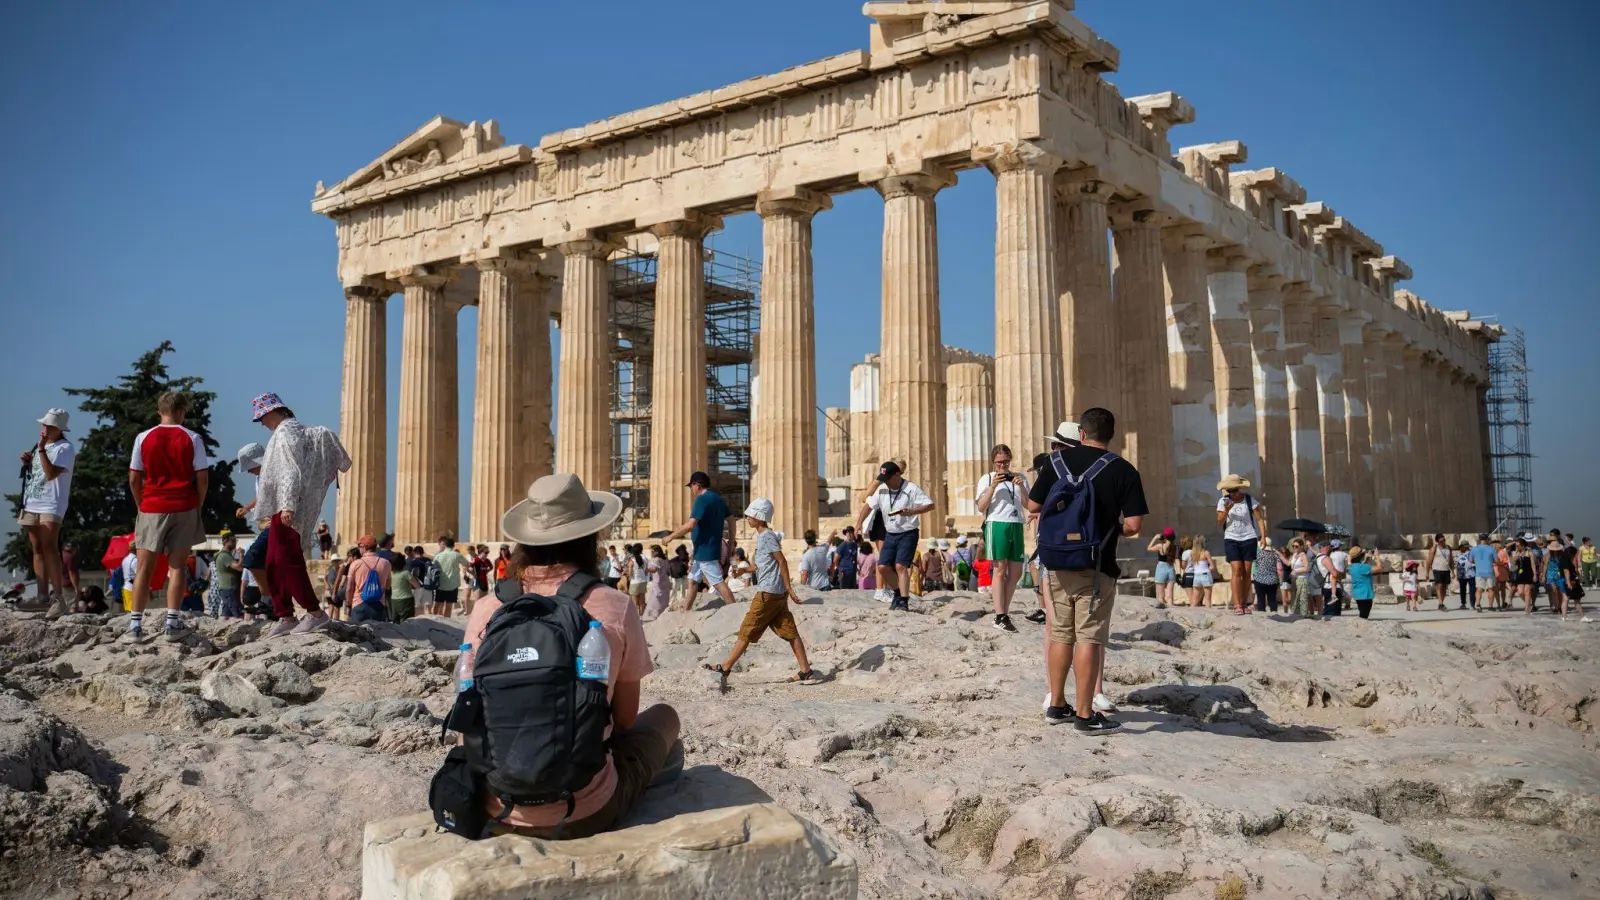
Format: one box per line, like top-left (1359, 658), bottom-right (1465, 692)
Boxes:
top-left (609, 242), bottom-right (759, 536)
top-left (1486, 326), bottom-right (1539, 537)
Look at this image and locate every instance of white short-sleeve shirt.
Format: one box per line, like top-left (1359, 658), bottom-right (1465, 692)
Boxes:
top-left (975, 472), bottom-right (1029, 524)
top-left (869, 480), bottom-right (934, 534)
top-left (1216, 494), bottom-right (1260, 542)
top-left (23, 439), bottom-right (75, 517)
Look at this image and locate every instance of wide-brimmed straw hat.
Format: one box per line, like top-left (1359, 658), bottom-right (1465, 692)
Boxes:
top-left (1217, 474), bottom-right (1251, 491)
top-left (1045, 421), bottom-right (1081, 446)
top-left (501, 474), bottom-right (622, 546)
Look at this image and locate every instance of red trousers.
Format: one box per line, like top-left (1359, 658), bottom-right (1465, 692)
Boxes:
top-left (265, 513), bottom-right (320, 618)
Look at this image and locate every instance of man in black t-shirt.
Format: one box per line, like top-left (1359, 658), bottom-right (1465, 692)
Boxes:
top-left (1026, 407), bottom-right (1147, 735)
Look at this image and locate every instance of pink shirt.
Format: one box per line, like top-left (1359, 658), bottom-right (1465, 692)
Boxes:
top-left (463, 563), bottom-right (653, 827)
top-left (344, 552), bottom-right (391, 605)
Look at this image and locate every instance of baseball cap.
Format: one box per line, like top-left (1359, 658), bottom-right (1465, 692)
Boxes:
top-left (876, 461), bottom-right (901, 482)
top-left (686, 471), bottom-right (711, 488)
top-left (1330, 539), bottom-right (1342, 549)
top-left (743, 497), bottom-right (774, 523)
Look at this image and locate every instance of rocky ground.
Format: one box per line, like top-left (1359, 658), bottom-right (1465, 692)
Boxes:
top-left (0, 585), bottom-right (1594, 900)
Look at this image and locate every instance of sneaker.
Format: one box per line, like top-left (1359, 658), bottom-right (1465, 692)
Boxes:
top-left (873, 588), bottom-right (890, 603)
top-left (1044, 704), bottom-right (1076, 725)
top-left (1075, 711), bottom-right (1123, 735)
top-left (117, 628), bottom-right (144, 645)
top-left (1025, 609), bottom-right (1047, 624)
top-left (44, 597), bottom-right (67, 621)
top-left (163, 620), bottom-right (192, 643)
top-left (1582, 616), bottom-right (1594, 624)
top-left (268, 618), bottom-right (299, 637)
top-left (889, 598), bottom-right (909, 612)
top-left (1093, 693), bottom-right (1117, 714)
top-left (993, 614), bottom-right (1018, 633)
top-left (290, 612), bottom-right (330, 634)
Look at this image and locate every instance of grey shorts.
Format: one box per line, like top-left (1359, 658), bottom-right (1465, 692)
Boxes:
top-left (134, 509), bottom-right (204, 557)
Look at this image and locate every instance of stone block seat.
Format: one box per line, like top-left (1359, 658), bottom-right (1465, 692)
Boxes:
top-left (362, 801), bottom-right (858, 900)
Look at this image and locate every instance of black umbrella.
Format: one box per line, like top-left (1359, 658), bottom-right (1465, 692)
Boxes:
top-left (1276, 518), bottom-right (1328, 534)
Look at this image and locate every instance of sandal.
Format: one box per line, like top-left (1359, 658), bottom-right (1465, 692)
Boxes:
top-left (700, 663), bottom-right (729, 678)
top-left (787, 670), bottom-right (820, 686)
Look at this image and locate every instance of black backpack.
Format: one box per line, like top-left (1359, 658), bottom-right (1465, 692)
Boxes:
top-left (430, 572), bottom-right (610, 838)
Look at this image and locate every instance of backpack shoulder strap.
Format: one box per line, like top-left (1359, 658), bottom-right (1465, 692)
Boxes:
top-left (554, 572), bottom-right (600, 605)
top-left (1082, 451), bottom-right (1118, 483)
top-left (1049, 449), bottom-right (1070, 481)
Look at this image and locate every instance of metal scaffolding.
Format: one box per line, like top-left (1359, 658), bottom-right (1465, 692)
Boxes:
top-left (609, 242), bottom-right (759, 535)
top-left (1486, 326), bottom-right (1539, 536)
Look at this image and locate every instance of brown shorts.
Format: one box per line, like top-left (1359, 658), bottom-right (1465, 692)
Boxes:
top-left (738, 591), bottom-right (800, 642)
top-left (17, 511), bottom-right (62, 527)
top-left (134, 509), bottom-right (204, 557)
top-left (490, 719), bottom-right (676, 840)
top-left (1047, 569), bottom-right (1116, 646)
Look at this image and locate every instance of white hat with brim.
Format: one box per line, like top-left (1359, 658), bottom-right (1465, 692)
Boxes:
top-left (1217, 474), bottom-right (1251, 491)
top-left (956, 535), bottom-right (969, 545)
top-left (38, 408), bottom-right (70, 432)
top-left (743, 498), bottom-right (774, 523)
top-left (237, 442), bottom-right (266, 470)
top-left (1044, 420), bottom-right (1081, 445)
top-left (501, 474), bottom-right (623, 546)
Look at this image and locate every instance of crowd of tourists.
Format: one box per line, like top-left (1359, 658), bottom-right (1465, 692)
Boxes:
top-left (10, 390), bottom-right (1594, 845)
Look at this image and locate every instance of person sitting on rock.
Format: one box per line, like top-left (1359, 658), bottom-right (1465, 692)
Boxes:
top-left (463, 473), bottom-right (680, 839)
top-left (701, 498), bottom-right (818, 686)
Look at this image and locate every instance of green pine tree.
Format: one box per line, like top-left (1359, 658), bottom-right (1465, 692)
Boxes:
top-left (3, 341), bottom-right (247, 574)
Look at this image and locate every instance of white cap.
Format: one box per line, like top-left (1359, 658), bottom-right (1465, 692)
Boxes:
top-left (956, 535), bottom-right (969, 545)
top-left (38, 408), bottom-right (70, 432)
top-left (237, 442), bottom-right (266, 470)
top-left (743, 497), bottom-right (774, 523)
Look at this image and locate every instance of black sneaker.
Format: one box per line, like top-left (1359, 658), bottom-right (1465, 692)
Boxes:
top-left (1025, 609), bottom-right (1047, 624)
top-left (1075, 711), bottom-right (1122, 735)
top-left (889, 598), bottom-right (909, 612)
top-left (1044, 704), bottom-right (1077, 725)
top-left (993, 614), bottom-right (1018, 633)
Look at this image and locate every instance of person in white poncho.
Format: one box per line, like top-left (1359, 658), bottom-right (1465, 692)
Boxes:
top-left (249, 392), bottom-right (352, 637)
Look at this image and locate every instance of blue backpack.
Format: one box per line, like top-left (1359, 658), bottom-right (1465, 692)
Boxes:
top-left (1036, 449), bottom-right (1119, 573)
top-left (360, 567), bottom-right (384, 604)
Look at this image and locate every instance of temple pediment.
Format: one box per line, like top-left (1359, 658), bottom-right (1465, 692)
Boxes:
top-left (315, 115), bottom-right (507, 198)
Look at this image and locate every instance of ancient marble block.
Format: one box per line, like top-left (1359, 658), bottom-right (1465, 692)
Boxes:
top-left (362, 803), bottom-right (858, 900)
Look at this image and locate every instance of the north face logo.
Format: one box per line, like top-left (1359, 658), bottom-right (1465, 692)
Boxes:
top-left (507, 647), bottom-right (540, 664)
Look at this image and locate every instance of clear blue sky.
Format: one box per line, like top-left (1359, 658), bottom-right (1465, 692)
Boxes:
top-left (2, 0), bottom-right (1595, 544)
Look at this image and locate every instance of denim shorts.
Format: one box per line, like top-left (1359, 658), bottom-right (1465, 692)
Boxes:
top-left (240, 530), bottom-right (270, 569)
top-left (1193, 570), bottom-right (1214, 588)
top-left (1154, 561), bottom-right (1176, 584)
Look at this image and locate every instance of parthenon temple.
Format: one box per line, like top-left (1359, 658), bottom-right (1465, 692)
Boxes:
top-left (316, 0), bottom-right (1498, 549)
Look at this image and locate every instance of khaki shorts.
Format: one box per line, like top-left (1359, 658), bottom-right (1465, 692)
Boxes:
top-left (17, 511), bottom-right (61, 526)
top-left (1047, 569), bottom-right (1117, 646)
top-left (738, 591), bottom-right (800, 643)
top-left (134, 509), bottom-right (204, 558)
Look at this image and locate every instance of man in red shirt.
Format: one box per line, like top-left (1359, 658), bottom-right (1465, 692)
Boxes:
top-left (124, 391), bottom-right (210, 643)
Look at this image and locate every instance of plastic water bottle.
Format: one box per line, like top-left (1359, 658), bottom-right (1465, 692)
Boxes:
top-left (455, 643), bottom-right (475, 692)
top-left (575, 622), bottom-right (610, 682)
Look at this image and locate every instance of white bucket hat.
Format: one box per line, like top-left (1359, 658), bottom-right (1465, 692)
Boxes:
top-left (743, 497), bottom-right (774, 523)
top-left (38, 408), bottom-right (70, 432)
top-left (501, 474), bottom-right (622, 546)
top-left (237, 442), bottom-right (266, 470)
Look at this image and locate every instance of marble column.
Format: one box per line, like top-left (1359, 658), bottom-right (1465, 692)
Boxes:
top-left (1310, 298), bottom-right (1352, 526)
top-left (1112, 209), bottom-right (1177, 530)
top-left (395, 266), bottom-right (458, 543)
top-left (946, 361), bottom-right (995, 518)
top-left (1282, 288), bottom-right (1325, 519)
top-left (754, 189), bottom-right (829, 537)
top-left (555, 240), bottom-right (616, 493)
top-left (849, 361), bottom-right (880, 505)
top-left (875, 169), bottom-right (952, 531)
top-left (470, 257), bottom-right (541, 543)
top-left (517, 268), bottom-right (555, 488)
top-left (1163, 227), bottom-right (1220, 538)
top-left (649, 213), bottom-right (721, 532)
top-left (824, 407), bottom-right (850, 482)
top-left (1447, 368), bottom-right (1470, 532)
top-left (1207, 250), bottom-right (1259, 491)
top-left (1399, 346), bottom-right (1428, 536)
top-left (1416, 352), bottom-right (1446, 531)
top-left (1057, 172), bottom-right (1116, 416)
top-left (1365, 325), bottom-right (1399, 539)
top-left (988, 146), bottom-right (1062, 476)
top-left (1246, 270), bottom-right (1294, 517)
top-left (336, 284), bottom-right (389, 544)
top-left (1471, 380), bottom-right (1492, 531)
top-left (1340, 311), bottom-right (1376, 537)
